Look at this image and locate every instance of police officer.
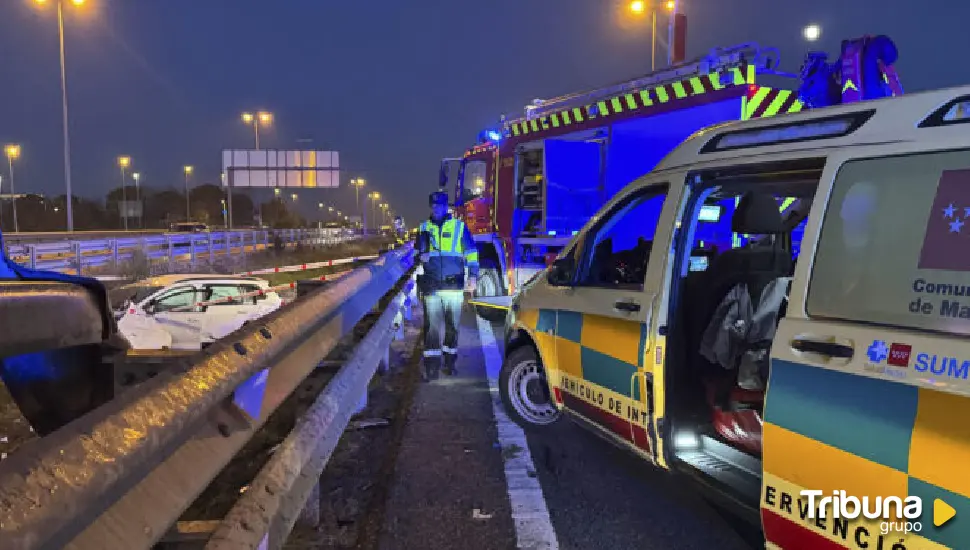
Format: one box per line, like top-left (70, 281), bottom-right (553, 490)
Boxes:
top-left (416, 191), bottom-right (479, 380)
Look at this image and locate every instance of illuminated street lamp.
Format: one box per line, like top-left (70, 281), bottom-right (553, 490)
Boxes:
top-left (4, 144), bottom-right (21, 233)
top-left (183, 165), bottom-right (193, 221)
top-left (350, 178), bottom-right (366, 226)
top-left (368, 191), bottom-right (381, 232)
top-left (241, 110), bottom-right (272, 150)
top-left (33, 0), bottom-right (87, 231)
top-left (803, 24), bottom-right (821, 42)
top-left (629, 0), bottom-right (677, 71)
top-left (118, 155), bottom-right (131, 230)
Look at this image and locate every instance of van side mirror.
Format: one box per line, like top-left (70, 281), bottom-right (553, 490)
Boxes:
top-left (547, 258), bottom-right (575, 286)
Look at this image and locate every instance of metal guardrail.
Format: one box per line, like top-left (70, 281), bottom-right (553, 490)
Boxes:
top-left (4, 228), bottom-right (359, 274)
top-left (0, 245), bottom-right (417, 550)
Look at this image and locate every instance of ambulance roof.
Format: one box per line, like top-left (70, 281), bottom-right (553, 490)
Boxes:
top-left (654, 85), bottom-right (970, 173)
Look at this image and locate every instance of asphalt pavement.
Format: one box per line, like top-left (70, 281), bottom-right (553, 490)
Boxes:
top-left (376, 306), bottom-right (759, 550)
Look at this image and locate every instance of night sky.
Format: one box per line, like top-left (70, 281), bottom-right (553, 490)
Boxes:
top-left (0, 0), bottom-right (965, 224)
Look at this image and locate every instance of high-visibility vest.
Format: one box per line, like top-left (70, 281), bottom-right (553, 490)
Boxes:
top-left (419, 218), bottom-right (479, 264)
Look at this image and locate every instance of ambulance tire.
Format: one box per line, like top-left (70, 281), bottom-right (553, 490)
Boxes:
top-left (474, 265), bottom-right (506, 324)
top-left (500, 345), bottom-right (562, 429)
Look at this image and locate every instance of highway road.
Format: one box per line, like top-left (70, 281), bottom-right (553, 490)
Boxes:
top-left (375, 309), bottom-right (760, 550)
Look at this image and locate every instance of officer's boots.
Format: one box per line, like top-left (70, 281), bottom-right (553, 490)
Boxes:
top-left (442, 353), bottom-right (457, 376)
top-left (423, 356), bottom-right (440, 382)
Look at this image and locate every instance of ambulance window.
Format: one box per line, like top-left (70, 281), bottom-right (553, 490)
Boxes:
top-left (807, 149), bottom-right (970, 334)
top-left (575, 184), bottom-right (669, 291)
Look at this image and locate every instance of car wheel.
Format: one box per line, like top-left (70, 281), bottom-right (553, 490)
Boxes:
top-left (474, 263), bottom-right (507, 323)
top-left (499, 345), bottom-right (562, 428)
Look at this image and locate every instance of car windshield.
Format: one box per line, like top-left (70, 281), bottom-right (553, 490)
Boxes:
top-left (109, 284), bottom-right (162, 309)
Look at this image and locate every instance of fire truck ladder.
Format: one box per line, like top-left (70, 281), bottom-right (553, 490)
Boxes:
top-left (509, 42), bottom-right (784, 122)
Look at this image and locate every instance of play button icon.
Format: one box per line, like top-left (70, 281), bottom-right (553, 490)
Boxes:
top-left (934, 499), bottom-right (956, 527)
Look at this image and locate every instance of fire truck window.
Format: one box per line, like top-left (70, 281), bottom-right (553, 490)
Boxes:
top-left (462, 160), bottom-right (488, 202)
top-left (575, 184), bottom-right (669, 291)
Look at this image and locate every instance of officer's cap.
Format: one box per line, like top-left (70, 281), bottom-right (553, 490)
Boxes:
top-left (429, 191), bottom-right (449, 207)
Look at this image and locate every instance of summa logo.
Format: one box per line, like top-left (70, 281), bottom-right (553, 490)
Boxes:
top-left (864, 340), bottom-right (907, 379)
top-left (888, 343), bottom-right (912, 367)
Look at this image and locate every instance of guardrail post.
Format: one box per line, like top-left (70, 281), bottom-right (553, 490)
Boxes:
top-left (209, 233), bottom-right (215, 264)
top-left (111, 239), bottom-right (119, 271)
top-left (73, 242), bottom-right (82, 275)
top-left (167, 235), bottom-right (174, 271)
top-left (27, 245), bottom-right (36, 270)
top-left (190, 236), bottom-right (198, 268)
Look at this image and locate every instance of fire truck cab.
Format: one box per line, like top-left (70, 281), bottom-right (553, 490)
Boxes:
top-left (443, 35), bottom-right (901, 322)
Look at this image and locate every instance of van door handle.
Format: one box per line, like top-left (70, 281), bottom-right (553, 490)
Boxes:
top-left (791, 339), bottom-right (854, 358)
top-left (614, 299), bottom-right (641, 313)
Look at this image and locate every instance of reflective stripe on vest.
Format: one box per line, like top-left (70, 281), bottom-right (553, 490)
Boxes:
top-left (422, 218), bottom-right (466, 255)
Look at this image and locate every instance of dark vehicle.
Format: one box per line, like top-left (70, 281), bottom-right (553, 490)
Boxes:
top-left (169, 222), bottom-right (209, 233)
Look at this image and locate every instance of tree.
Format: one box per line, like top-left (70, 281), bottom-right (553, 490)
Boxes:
top-left (259, 198), bottom-right (302, 228)
top-left (140, 188), bottom-right (184, 228)
top-left (228, 192), bottom-right (255, 227)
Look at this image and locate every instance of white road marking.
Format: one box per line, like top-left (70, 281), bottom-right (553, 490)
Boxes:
top-left (476, 315), bottom-right (560, 550)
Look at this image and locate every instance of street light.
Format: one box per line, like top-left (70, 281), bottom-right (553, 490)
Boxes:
top-left (350, 178), bottom-right (366, 228)
top-left (368, 191), bottom-right (380, 232)
top-left (241, 110), bottom-right (272, 150)
top-left (118, 155), bottom-right (130, 230)
top-left (33, 0), bottom-right (86, 231)
top-left (132, 172), bottom-right (141, 228)
top-left (629, 0), bottom-right (677, 71)
top-left (803, 24), bottom-right (821, 42)
top-left (183, 165), bottom-right (193, 221)
top-left (4, 144), bottom-right (21, 233)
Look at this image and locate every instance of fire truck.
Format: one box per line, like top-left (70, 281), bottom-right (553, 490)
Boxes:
top-left (441, 35), bottom-right (901, 320)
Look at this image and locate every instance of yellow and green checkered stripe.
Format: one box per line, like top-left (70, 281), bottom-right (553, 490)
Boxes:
top-left (763, 359), bottom-right (970, 548)
top-left (507, 66), bottom-right (756, 138)
top-left (531, 310), bottom-right (650, 399)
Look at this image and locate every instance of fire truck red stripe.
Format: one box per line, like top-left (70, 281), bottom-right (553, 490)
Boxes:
top-left (700, 75), bottom-right (717, 93)
top-left (778, 93), bottom-right (798, 115)
top-left (762, 509), bottom-right (845, 550)
top-left (751, 89), bottom-right (780, 119)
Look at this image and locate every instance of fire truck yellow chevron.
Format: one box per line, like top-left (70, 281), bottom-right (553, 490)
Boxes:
top-left (507, 66), bottom-right (758, 138)
top-left (741, 87), bottom-right (805, 120)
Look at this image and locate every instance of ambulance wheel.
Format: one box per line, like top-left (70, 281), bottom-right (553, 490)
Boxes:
top-left (474, 266), bottom-right (506, 324)
top-left (500, 345), bottom-right (562, 428)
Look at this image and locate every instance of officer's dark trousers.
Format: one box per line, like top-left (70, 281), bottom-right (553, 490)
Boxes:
top-left (422, 290), bottom-right (464, 366)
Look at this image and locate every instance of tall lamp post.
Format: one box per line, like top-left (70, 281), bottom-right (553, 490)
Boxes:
top-left (241, 111), bottom-right (272, 150)
top-left (241, 111), bottom-right (271, 226)
top-left (33, 0), bottom-right (85, 232)
top-left (132, 172), bottom-right (141, 228)
top-left (117, 156), bottom-right (130, 230)
top-left (629, 0), bottom-right (677, 70)
top-left (183, 165), bottom-right (193, 221)
top-left (368, 191), bottom-right (380, 233)
top-left (351, 178), bottom-right (365, 228)
top-left (4, 144), bottom-right (21, 233)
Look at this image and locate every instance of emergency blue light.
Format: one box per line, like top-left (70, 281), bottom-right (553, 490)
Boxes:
top-left (487, 131), bottom-right (501, 142)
